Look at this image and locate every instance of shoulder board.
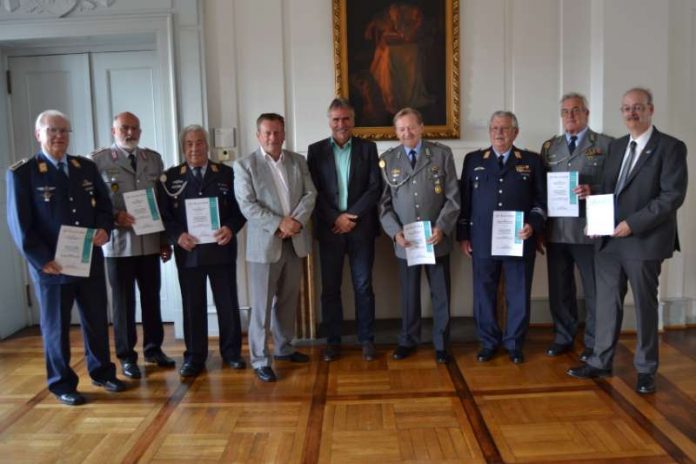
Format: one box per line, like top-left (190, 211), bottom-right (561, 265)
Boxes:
top-left (88, 147), bottom-right (110, 157)
top-left (142, 147), bottom-right (161, 157)
top-left (379, 146), bottom-right (400, 159)
top-left (9, 158), bottom-right (27, 171)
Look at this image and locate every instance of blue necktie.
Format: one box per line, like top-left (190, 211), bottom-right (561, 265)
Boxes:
top-left (408, 149), bottom-right (416, 168)
top-left (568, 135), bottom-right (577, 153)
top-left (57, 161), bottom-right (68, 178)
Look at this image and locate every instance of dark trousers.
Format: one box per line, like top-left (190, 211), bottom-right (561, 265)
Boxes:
top-left (106, 255), bottom-right (164, 362)
top-left (588, 252), bottom-right (662, 374)
top-left (472, 256), bottom-right (535, 351)
top-left (546, 242), bottom-right (596, 348)
top-left (177, 264), bottom-right (242, 365)
top-left (32, 272), bottom-right (116, 395)
top-left (319, 233), bottom-right (376, 344)
top-left (396, 255), bottom-right (450, 350)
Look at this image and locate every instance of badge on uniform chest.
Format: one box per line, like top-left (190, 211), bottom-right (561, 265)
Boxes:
top-left (37, 186), bottom-right (55, 202)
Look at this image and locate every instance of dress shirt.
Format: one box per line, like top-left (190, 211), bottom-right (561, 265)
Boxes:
top-left (331, 137), bottom-right (352, 211)
top-left (262, 148), bottom-right (291, 216)
top-left (621, 125), bottom-right (654, 173)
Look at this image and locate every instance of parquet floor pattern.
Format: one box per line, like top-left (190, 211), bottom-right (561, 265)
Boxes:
top-left (0, 326), bottom-right (694, 463)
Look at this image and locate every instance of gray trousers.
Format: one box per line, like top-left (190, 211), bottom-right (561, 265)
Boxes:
top-left (247, 240), bottom-right (302, 368)
top-left (588, 251), bottom-right (662, 374)
top-left (396, 255), bottom-right (451, 350)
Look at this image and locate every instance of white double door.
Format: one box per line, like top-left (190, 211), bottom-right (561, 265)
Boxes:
top-left (8, 50), bottom-right (180, 326)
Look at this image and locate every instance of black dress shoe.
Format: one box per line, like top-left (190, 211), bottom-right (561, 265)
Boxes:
top-left (508, 350), bottom-right (524, 364)
top-left (92, 377), bottom-right (127, 392)
top-left (322, 344), bottom-right (340, 362)
top-left (392, 345), bottom-right (415, 360)
top-left (224, 357), bottom-right (247, 370)
top-left (362, 341), bottom-right (376, 361)
top-left (636, 373), bottom-right (656, 394)
top-left (121, 362), bottom-right (142, 379)
top-left (145, 351), bottom-right (176, 367)
top-left (435, 350), bottom-right (450, 364)
top-left (55, 392), bottom-right (86, 406)
top-left (545, 343), bottom-right (571, 357)
top-left (274, 351), bottom-right (309, 363)
top-left (476, 347), bottom-right (496, 362)
top-left (579, 348), bottom-right (593, 362)
top-left (567, 364), bottom-right (612, 379)
top-left (254, 366), bottom-right (277, 382)
top-left (179, 362), bottom-right (204, 377)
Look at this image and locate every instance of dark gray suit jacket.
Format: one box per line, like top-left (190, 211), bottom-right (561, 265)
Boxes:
top-left (598, 127), bottom-right (687, 260)
top-left (307, 136), bottom-right (381, 242)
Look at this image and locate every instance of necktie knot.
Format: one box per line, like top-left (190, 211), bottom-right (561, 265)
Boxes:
top-left (193, 166), bottom-right (203, 181)
top-left (568, 135), bottom-right (577, 153)
top-left (57, 161), bottom-right (68, 178)
top-left (497, 155), bottom-right (504, 169)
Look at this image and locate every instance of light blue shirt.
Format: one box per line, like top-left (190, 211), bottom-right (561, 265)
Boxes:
top-left (42, 151), bottom-right (68, 176)
top-left (565, 127), bottom-right (589, 146)
top-left (492, 147), bottom-right (512, 164)
top-left (402, 141), bottom-right (423, 160)
top-left (331, 138), bottom-right (352, 211)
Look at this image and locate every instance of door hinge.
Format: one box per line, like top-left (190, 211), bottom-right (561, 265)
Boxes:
top-left (25, 284), bottom-right (32, 307)
top-left (6, 70), bottom-right (10, 95)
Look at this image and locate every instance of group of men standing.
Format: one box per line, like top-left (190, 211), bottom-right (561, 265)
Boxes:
top-left (6, 86), bottom-right (687, 405)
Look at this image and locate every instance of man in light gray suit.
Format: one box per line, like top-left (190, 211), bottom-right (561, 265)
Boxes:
top-left (568, 88), bottom-right (688, 394)
top-left (540, 94), bottom-right (613, 361)
top-left (233, 113), bottom-right (317, 382)
top-left (379, 107), bottom-right (460, 363)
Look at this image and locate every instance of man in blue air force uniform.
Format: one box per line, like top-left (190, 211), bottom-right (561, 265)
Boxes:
top-left (6, 109), bottom-right (126, 406)
top-left (157, 125), bottom-right (247, 378)
top-left (90, 111), bottom-right (175, 379)
top-left (458, 111), bottom-right (547, 364)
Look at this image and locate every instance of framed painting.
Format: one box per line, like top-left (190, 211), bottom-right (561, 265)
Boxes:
top-left (332, 0), bottom-right (460, 140)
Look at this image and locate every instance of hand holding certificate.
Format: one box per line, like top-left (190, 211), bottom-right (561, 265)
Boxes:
top-left (122, 187), bottom-right (165, 235)
top-left (403, 221), bottom-right (436, 266)
top-left (54, 225), bottom-right (95, 277)
top-left (586, 194), bottom-right (615, 236)
top-left (491, 211), bottom-right (524, 257)
top-left (185, 197), bottom-right (221, 244)
top-left (547, 171), bottom-right (579, 217)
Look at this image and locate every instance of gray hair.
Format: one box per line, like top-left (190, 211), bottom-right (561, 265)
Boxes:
top-left (623, 87), bottom-right (653, 105)
top-left (179, 124), bottom-right (209, 151)
top-left (327, 97), bottom-right (355, 118)
top-left (489, 110), bottom-right (519, 129)
top-left (35, 109), bottom-right (70, 131)
top-left (560, 92), bottom-right (589, 108)
top-left (393, 107), bottom-right (423, 126)
top-left (112, 111), bottom-right (140, 127)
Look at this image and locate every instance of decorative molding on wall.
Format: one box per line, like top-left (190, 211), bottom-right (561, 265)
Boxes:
top-left (3, 0), bottom-right (114, 17)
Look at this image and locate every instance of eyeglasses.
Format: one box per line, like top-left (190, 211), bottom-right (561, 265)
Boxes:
top-left (45, 127), bottom-right (72, 136)
top-left (620, 104), bottom-right (649, 114)
top-left (117, 125), bottom-right (141, 132)
top-left (561, 107), bottom-right (586, 117)
top-left (489, 126), bottom-right (515, 133)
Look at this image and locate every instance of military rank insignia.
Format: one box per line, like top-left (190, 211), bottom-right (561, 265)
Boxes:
top-left (38, 162), bottom-right (48, 173)
top-left (585, 148), bottom-right (603, 158)
top-left (111, 183), bottom-right (119, 193)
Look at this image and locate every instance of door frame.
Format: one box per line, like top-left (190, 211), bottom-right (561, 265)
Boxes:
top-left (0, 14), bottom-right (188, 334)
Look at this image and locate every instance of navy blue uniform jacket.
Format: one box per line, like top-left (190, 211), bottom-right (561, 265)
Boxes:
top-left (6, 153), bottom-right (114, 284)
top-left (158, 161), bottom-right (246, 268)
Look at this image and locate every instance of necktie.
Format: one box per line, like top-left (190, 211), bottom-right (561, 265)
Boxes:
top-left (193, 166), bottom-right (203, 182)
top-left (498, 155), bottom-right (504, 169)
top-left (615, 141), bottom-right (637, 194)
top-left (128, 153), bottom-right (137, 171)
top-left (568, 135), bottom-right (577, 153)
top-left (408, 149), bottom-right (417, 168)
top-left (57, 161), bottom-right (68, 178)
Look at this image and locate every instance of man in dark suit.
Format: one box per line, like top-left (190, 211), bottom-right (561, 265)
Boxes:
top-left (540, 93), bottom-right (613, 361)
top-left (458, 111), bottom-right (547, 364)
top-left (307, 98), bottom-right (381, 362)
top-left (6, 109), bottom-right (125, 406)
top-left (158, 125), bottom-right (247, 378)
top-left (568, 88), bottom-right (688, 394)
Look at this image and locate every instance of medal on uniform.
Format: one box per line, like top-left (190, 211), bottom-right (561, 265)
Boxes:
top-left (38, 162), bottom-right (48, 173)
top-left (37, 186), bottom-right (55, 202)
top-left (435, 185), bottom-right (442, 194)
top-left (379, 160), bottom-right (386, 168)
top-left (111, 183), bottom-right (119, 192)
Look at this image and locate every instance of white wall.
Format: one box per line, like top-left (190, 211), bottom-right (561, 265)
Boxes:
top-left (204, 0), bottom-right (696, 324)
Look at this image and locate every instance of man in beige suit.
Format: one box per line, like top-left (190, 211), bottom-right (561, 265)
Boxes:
top-left (233, 113), bottom-right (317, 382)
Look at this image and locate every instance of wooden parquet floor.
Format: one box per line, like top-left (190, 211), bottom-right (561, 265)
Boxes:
top-left (0, 325), bottom-right (694, 463)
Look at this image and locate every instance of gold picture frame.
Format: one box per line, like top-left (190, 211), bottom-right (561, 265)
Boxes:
top-left (332, 0), bottom-right (460, 140)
